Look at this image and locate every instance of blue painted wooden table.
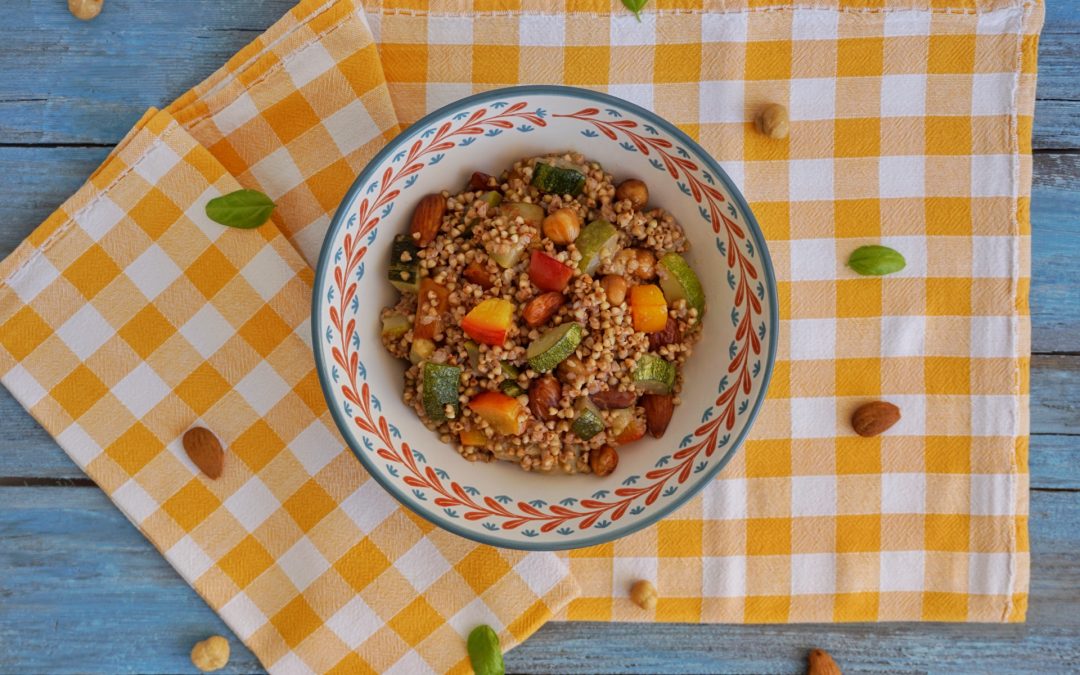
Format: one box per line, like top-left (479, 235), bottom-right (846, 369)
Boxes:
top-left (1, 2), bottom-right (1078, 673)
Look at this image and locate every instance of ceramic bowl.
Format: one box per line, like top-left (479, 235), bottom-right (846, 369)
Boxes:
top-left (313, 85), bottom-right (777, 550)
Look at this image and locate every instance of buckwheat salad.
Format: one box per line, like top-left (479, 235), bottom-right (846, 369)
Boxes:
top-left (379, 152), bottom-right (706, 476)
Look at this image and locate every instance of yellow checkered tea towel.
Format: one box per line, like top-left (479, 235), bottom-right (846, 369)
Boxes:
top-left (362, 0), bottom-right (1041, 623)
top-left (0, 5), bottom-right (578, 674)
top-left (0, 0), bottom-right (1045, 672)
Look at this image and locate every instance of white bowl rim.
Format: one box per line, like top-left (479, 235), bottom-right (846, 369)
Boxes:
top-left (312, 84), bottom-right (779, 550)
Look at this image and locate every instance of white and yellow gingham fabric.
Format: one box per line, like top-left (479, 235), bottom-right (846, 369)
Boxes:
top-left (0, 5), bottom-right (577, 674)
top-left (361, 0), bottom-right (1040, 624)
top-left (0, 0), bottom-right (1042, 672)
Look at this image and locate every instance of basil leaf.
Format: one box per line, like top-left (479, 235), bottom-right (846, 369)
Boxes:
top-left (621, 0), bottom-right (648, 22)
top-left (847, 245), bottom-right (906, 276)
top-left (205, 189), bottom-right (276, 229)
top-left (467, 625), bottom-right (505, 675)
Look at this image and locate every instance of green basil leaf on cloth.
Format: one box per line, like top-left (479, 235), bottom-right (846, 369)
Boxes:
top-left (205, 189), bottom-right (276, 229)
top-left (847, 245), bottom-right (906, 276)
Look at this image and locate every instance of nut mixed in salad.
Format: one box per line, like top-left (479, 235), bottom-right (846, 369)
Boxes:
top-left (379, 152), bottom-right (706, 475)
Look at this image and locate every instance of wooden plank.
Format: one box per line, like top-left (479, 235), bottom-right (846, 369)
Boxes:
top-left (0, 484), bottom-right (1076, 674)
top-left (2, 355), bottom-right (1078, 484)
top-left (0, 0), bottom-right (293, 146)
top-left (0, 2), bottom-right (1075, 148)
top-left (1030, 153), bottom-right (1080, 354)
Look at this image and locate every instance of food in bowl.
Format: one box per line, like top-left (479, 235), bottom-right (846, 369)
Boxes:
top-left (379, 152), bottom-right (706, 475)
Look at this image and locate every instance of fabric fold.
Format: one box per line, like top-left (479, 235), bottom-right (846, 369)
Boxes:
top-left (0, 102), bottom-right (576, 674)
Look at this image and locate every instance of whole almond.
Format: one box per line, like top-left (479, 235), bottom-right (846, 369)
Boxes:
top-left (410, 193), bottom-right (446, 247)
top-left (522, 292), bottom-right (566, 327)
top-left (183, 427), bottom-right (224, 479)
top-left (590, 388), bottom-right (637, 410)
top-left (642, 394), bottom-right (674, 438)
top-left (528, 375), bottom-right (561, 421)
top-left (807, 648), bottom-right (841, 675)
top-left (851, 401), bottom-right (901, 437)
top-left (463, 261), bottom-right (494, 289)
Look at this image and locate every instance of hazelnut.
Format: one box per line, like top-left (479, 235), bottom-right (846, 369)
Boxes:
top-left (600, 274), bottom-right (627, 305)
top-left (190, 636), bottom-right (229, 672)
top-left (755, 103), bottom-right (790, 139)
top-left (69, 0), bottom-right (103, 20)
top-left (630, 579), bottom-right (658, 610)
top-left (615, 179), bottom-right (649, 209)
top-left (542, 208), bottom-right (581, 245)
top-left (589, 444), bottom-right (619, 477)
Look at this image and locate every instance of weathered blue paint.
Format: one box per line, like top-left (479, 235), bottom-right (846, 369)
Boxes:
top-left (1, 486), bottom-right (1078, 674)
top-left (0, 0), bottom-right (1077, 673)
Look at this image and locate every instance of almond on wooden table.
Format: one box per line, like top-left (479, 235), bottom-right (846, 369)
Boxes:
top-left (807, 648), bottom-right (841, 675)
top-left (851, 401), bottom-right (901, 437)
top-left (183, 427), bottom-right (224, 479)
top-left (410, 193), bottom-right (446, 246)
